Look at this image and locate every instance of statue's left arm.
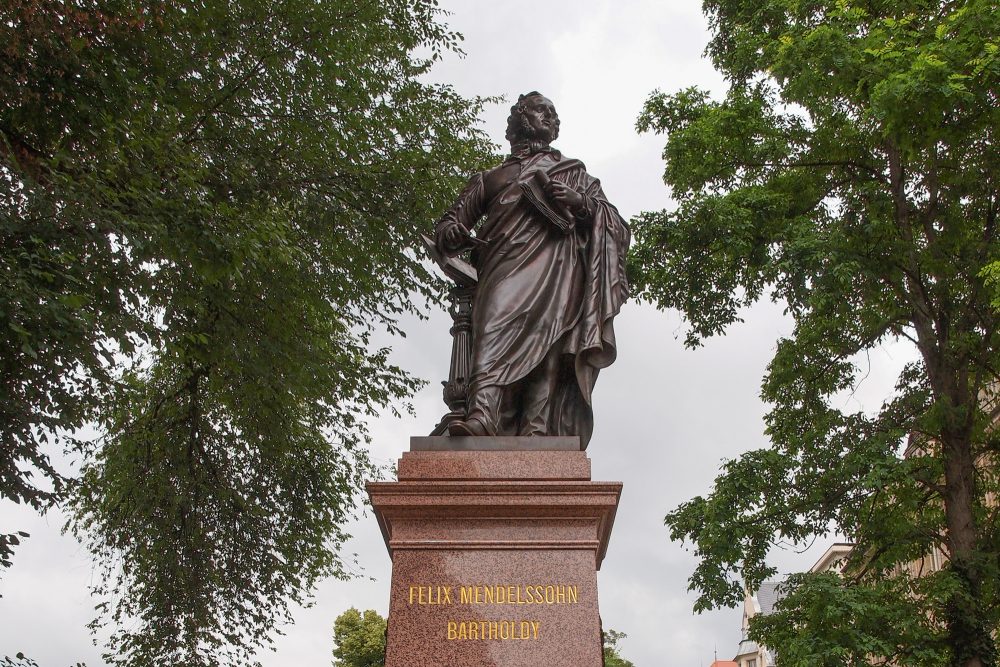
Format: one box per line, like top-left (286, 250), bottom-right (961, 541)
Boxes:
top-left (569, 170), bottom-right (631, 403)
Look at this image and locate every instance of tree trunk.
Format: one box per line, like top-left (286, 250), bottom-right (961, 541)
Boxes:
top-left (941, 428), bottom-right (988, 667)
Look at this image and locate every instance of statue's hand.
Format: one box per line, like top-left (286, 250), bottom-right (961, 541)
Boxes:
top-left (544, 180), bottom-right (585, 213)
top-left (438, 221), bottom-right (468, 254)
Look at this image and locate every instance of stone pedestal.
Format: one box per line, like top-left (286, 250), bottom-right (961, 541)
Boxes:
top-left (367, 437), bottom-right (621, 667)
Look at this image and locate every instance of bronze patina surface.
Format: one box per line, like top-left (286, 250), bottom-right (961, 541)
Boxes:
top-left (432, 93), bottom-right (630, 448)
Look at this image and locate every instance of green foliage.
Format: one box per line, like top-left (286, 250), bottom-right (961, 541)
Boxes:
top-left (981, 261), bottom-right (1000, 311)
top-left (332, 608), bottom-right (386, 667)
top-left (2, 0), bottom-right (495, 665)
top-left (0, 655), bottom-right (38, 667)
top-left (634, 0), bottom-right (999, 665)
top-left (752, 573), bottom-right (953, 667)
top-left (603, 629), bottom-right (636, 667)
top-left (1, 655), bottom-right (86, 667)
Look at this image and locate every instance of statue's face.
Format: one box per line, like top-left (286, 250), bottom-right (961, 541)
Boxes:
top-left (521, 95), bottom-right (559, 143)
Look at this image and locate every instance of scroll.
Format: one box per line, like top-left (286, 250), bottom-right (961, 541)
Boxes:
top-left (519, 170), bottom-right (575, 234)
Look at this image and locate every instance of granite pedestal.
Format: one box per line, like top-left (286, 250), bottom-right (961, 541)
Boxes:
top-left (367, 436), bottom-right (621, 667)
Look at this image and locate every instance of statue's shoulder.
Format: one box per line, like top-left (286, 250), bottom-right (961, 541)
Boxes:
top-left (482, 161), bottom-right (512, 178)
top-left (549, 154), bottom-right (587, 176)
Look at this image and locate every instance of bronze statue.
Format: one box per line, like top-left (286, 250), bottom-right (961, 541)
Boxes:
top-left (432, 92), bottom-right (630, 448)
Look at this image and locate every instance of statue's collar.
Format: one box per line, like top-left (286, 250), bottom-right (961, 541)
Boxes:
top-left (506, 141), bottom-right (559, 162)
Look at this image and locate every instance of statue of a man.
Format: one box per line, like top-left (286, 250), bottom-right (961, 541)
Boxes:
top-left (435, 92), bottom-right (630, 447)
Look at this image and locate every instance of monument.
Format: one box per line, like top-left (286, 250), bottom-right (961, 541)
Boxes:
top-left (368, 92), bottom-right (629, 666)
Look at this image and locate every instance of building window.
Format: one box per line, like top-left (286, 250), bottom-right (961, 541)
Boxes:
top-left (747, 660), bottom-right (757, 667)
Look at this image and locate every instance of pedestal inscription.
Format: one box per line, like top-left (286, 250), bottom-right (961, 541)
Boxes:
top-left (367, 438), bottom-right (621, 667)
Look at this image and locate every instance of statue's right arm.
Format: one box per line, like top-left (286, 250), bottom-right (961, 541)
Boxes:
top-left (435, 173), bottom-right (486, 255)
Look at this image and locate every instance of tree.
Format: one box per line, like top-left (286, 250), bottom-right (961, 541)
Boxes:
top-left (1, 655), bottom-right (85, 667)
top-left (631, 1), bottom-right (999, 666)
top-left (603, 628), bottom-right (636, 667)
top-left (332, 608), bottom-right (386, 667)
top-left (1, 0), bottom-right (494, 664)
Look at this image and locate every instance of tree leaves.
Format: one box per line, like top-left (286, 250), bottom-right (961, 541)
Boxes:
top-left (634, 0), bottom-right (999, 664)
top-left (603, 629), bottom-right (637, 667)
top-left (2, 0), bottom-right (496, 664)
top-left (751, 573), bottom-right (953, 667)
top-left (332, 608), bottom-right (386, 667)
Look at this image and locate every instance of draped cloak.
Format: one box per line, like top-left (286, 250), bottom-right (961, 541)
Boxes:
top-left (435, 150), bottom-right (630, 448)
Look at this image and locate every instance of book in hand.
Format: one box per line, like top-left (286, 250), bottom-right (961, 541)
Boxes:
top-left (519, 170), bottom-right (575, 234)
top-left (420, 232), bottom-right (478, 287)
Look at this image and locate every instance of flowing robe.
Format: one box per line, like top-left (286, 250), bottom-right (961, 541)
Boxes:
top-left (435, 149), bottom-right (629, 447)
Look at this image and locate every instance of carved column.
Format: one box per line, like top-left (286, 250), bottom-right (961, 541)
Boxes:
top-left (432, 284), bottom-right (475, 435)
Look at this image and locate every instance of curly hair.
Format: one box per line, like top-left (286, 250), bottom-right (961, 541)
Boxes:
top-left (505, 91), bottom-right (559, 144)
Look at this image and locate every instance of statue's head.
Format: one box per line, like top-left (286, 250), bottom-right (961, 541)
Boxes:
top-left (505, 92), bottom-right (560, 147)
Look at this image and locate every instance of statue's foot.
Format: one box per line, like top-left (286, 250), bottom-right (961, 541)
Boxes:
top-left (448, 416), bottom-right (491, 437)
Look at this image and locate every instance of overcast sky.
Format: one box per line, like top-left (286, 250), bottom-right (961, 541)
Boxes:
top-left (0, 2), bottom-right (914, 665)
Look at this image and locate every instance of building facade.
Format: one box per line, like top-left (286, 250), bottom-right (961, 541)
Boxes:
top-left (731, 543), bottom-right (854, 667)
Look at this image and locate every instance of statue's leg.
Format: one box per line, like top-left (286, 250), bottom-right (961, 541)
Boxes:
top-left (449, 384), bottom-right (502, 436)
top-left (518, 345), bottom-right (562, 436)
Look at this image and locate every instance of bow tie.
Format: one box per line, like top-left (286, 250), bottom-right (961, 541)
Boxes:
top-left (508, 141), bottom-right (554, 160)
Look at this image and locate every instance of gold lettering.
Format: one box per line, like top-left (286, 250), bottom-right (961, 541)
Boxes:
top-left (418, 586), bottom-right (427, 604)
top-left (436, 583), bottom-right (579, 608)
top-left (444, 619), bottom-right (543, 641)
top-left (409, 586), bottom-right (416, 605)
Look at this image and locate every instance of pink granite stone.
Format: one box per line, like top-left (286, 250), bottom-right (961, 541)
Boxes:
top-left (410, 435), bottom-right (581, 451)
top-left (367, 442), bottom-right (622, 667)
top-left (385, 550), bottom-right (601, 667)
top-left (397, 450), bottom-right (591, 480)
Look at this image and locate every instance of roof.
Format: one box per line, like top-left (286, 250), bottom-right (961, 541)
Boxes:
top-left (710, 662), bottom-right (738, 667)
top-left (809, 542), bottom-right (855, 573)
top-left (755, 580), bottom-right (786, 615)
top-left (735, 638), bottom-right (760, 657)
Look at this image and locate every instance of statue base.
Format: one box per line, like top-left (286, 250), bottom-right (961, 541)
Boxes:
top-left (366, 436), bottom-right (621, 667)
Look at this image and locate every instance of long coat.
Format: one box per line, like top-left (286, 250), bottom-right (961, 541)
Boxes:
top-left (435, 149), bottom-right (630, 447)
